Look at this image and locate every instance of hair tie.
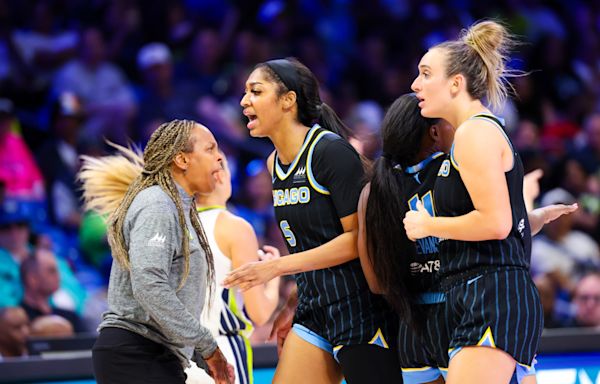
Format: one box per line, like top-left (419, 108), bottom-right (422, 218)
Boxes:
top-left (382, 152), bottom-right (403, 171)
top-left (464, 36), bottom-right (476, 49)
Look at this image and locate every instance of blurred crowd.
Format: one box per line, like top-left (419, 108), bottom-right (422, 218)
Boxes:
top-left (1, 0), bottom-right (600, 359)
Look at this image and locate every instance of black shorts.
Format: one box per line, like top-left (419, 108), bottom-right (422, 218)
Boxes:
top-left (295, 287), bottom-right (399, 349)
top-left (439, 267), bottom-right (543, 367)
top-left (399, 301), bottom-right (450, 383)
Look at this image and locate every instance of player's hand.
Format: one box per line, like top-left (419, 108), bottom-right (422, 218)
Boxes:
top-left (205, 347), bottom-right (235, 384)
top-left (403, 200), bottom-right (432, 241)
top-left (258, 245), bottom-right (281, 261)
top-left (541, 203), bottom-right (578, 224)
top-left (269, 306), bottom-right (294, 356)
top-left (223, 259), bottom-right (280, 291)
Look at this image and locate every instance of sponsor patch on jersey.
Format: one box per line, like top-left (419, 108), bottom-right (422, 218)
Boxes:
top-left (409, 259), bottom-right (440, 274)
top-left (293, 166), bottom-right (307, 184)
top-left (148, 232), bottom-right (166, 247)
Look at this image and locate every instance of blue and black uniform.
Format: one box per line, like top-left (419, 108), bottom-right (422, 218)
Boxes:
top-left (398, 152), bottom-right (450, 384)
top-left (432, 113), bottom-right (543, 382)
top-left (272, 124), bottom-right (401, 381)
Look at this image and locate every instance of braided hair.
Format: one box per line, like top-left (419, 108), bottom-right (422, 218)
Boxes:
top-left (79, 119), bottom-right (214, 292)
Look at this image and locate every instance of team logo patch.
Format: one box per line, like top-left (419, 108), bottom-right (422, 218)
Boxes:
top-left (148, 232), bottom-right (166, 247)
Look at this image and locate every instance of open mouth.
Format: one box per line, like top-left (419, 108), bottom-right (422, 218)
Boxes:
top-left (245, 113), bottom-right (258, 129)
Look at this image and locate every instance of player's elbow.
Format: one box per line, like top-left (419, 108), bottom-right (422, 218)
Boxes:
top-left (489, 217), bottom-right (512, 240)
top-left (246, 307), bottom-right (271, 326)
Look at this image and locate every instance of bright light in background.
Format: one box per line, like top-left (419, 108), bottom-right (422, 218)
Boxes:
top-left (537, 368), bottom-right (600, 384)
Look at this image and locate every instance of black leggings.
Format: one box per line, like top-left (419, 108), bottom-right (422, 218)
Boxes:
top-left (337, 344), bottom-right (403, 383)
top-left (92, 327), bottom-right (187, 384)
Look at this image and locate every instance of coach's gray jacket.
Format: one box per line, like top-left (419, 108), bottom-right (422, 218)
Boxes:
top-left (100, 183), bottom-right (217, 366)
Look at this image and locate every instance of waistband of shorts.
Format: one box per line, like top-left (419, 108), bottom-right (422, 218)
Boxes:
top-left (416, 292), bottom-right (446, 304)
top-left (439, 265), bottom-right (528, 291)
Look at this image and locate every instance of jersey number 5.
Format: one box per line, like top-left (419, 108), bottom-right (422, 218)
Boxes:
top-left (408, 191), bottom-right (436, 216)
top-left (280, 220), bottom-right (297, 247)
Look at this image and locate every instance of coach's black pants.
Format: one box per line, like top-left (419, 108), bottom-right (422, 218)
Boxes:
top-left (92, 327), bottom-right (186, 384)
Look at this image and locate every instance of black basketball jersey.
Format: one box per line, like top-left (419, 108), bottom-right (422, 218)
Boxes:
top-left (433, 114), bottom-right (532, 276)
top-left (402, 152), bottom-right (445, 292)
top-left (272, 125), bottom-right (371, 310)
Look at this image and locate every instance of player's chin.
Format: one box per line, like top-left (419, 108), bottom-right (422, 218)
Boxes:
top-left (419, 106), bottom-right (435, 118)
top-left (248, 127), bottom-right (265, 138)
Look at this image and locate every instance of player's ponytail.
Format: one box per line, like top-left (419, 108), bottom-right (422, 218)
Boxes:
top-left (366, 156), bottom-right (415, 321)
top-left (435, 20), bottom-right (517, 111)
top-left (79, 143), bottom-right (144, 218)
top-left (365, 94), bottom-right (439, 326)
top-left (317, 102), bottom-right (352, 141)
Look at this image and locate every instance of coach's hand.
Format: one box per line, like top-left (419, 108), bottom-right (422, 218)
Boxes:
top-left (403, 200), bottom-right (432, 241)
top-left (205, 347), bottom-right (235, 384)
top-left (269, 305), bottom-right (294, 356)
top-left (223, 259), bottom-right (280, 291)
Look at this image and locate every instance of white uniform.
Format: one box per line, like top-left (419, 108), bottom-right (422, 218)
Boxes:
top-left (185, 208), bottom-right (254, 384)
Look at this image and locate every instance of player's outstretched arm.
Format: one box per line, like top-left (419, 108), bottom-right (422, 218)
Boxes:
top-left (223, 214), bottom-right (358, 291)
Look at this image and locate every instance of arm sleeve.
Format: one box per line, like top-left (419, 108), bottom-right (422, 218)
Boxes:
top-left (312, 136), bottom-right (365, 218)
top-left (127, 202), bottom-right (217, 358)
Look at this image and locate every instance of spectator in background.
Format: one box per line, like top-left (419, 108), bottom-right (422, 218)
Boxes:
top-left (30, 314), bottom-right (74, 337)
top-left (0, 98), bottom-right (45, 201)
top-left (175, 29), bottom-right (225, 97)
top-left (513, 119), bottom-right (542, 153)
top-left (11, 0), bottom-right (78, 89)
top-left (0, 306), bottom-right (30, 359)
top-left (52, 26), bottom-right (136, 145)
top-left (534, 273), bottom-right (571, 328)
top-left (0, 206), bottom-right (29, 307)
top-left (37, 92), bottom-right (85, 231)
top-left (0, 179), bottom-right (6, 204)
top-left (79, 209), bottom-right (110, 282)
top-left (101, 0), bottom-right (143, 80)
top-left (20, 248), bottom-right (86, 333)
top-left (572, 273), bottom-right (600, 328)
top-left (134, 42), bottom-right (200, 142)
top-left (346, 101), bottom-right (383, 160)
top-left (0, 201), bottom-right (87, 313)
top-left (572, 112), bottom-right (600, 175)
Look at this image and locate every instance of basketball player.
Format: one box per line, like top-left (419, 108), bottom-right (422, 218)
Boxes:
top-left (359, 93), bottom-right (577, 384)
top-left (403, 21), bottom-right (544, 384)
top-left (232, 58), bottom-right (402, 383)
top-left (188, 154), bottom-right (280, 384)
